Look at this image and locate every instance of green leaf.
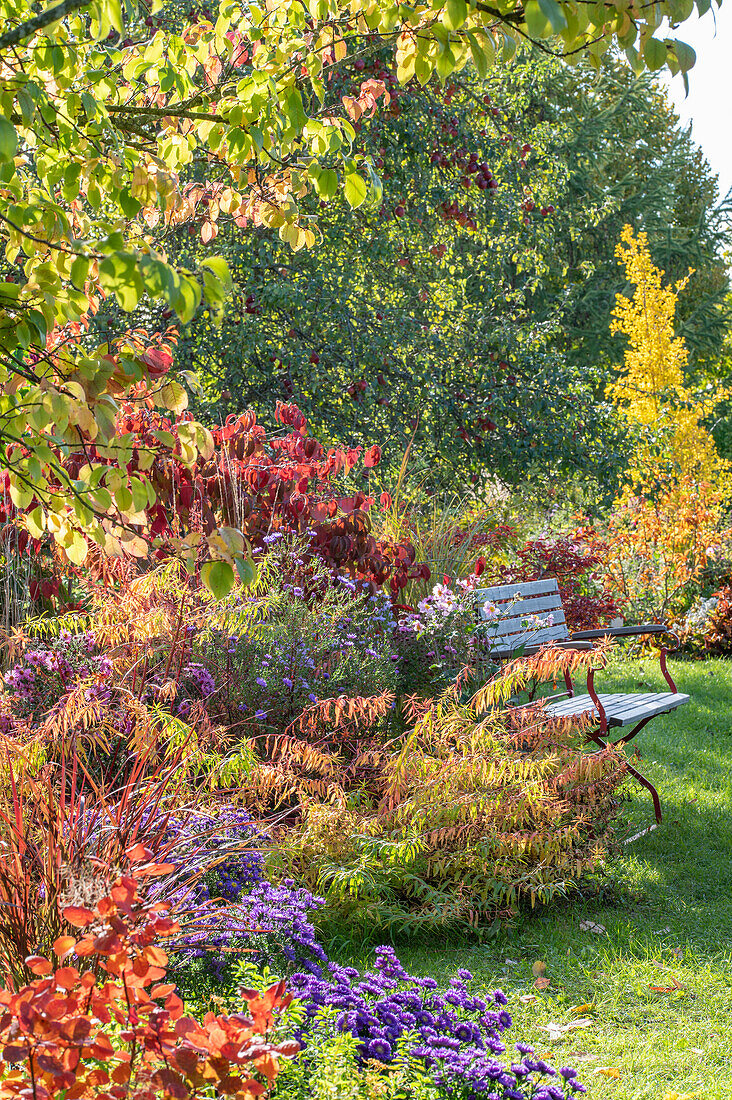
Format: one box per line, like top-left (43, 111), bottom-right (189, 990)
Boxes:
top-left (235, 555), bottom-right (258, 587)
top-left (537, 0), bottom-right (568, 33)
top-left (201, 559), bottom-right (236, 600)
top-left (467, 33), bottom-right (489, 78)
top-left (285, 88), bottom-right (308, 132)
top-left (672, 39), bottom-right (696, 72)
top-left (313, 167), bottom-right (338, 201)
top-left (201, 256), bottom-right (232, 284)
top-left (524, 0), bottom-right (553, 39)
top-left (0, 117), bottom-right (18, 163)
top-left (159, 380), bottom-right (188, 414)
top-left (26, 507), bottom-right (45, 539)
top-left (344, 171), bottom-right (368, 208)
top-left (443, 0), bottom-right (468, 29)
top-left (642, 37), bottom-right (667, 70)
top-left (70, 257), bottom-right (90, 290)
top-left (65, 531), bottom-right (88, 565)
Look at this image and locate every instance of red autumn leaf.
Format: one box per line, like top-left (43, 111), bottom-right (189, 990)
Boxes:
top-left (172, 1047), bottom-right (200, 1076)
top-left (53, 936), bottom-right (77, 959)
top-left (54, 967), bottom-right (80, 990)
top-left (63, 906), bottom-right (95, 928)
top-left (139, 348), bottom-right (173, 380)
top-left (3, 1045), bottom-right (30, 1066)
top-left (364, 445), bottom-right (381, 468)
top-left (135, 861), bottom-right (177, 878)
top-left (25, 955), bottom-right (53, 975)
top-left (126, 843), bottom-right (154, 863)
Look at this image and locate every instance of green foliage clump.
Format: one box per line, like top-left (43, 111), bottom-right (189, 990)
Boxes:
top-left (272, 649), bottom-right (626, 938)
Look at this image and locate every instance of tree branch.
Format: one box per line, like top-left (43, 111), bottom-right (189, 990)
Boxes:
top-left (0, 0), bottom-right (91, 51)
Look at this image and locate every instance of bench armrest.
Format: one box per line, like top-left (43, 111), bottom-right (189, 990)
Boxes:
top-left (570, 624), bottom-right (669, 640)
top-left (485, 639), bottom-right (596, 660)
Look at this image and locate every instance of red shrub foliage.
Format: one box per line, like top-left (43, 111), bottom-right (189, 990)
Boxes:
top-left (59, 401), bottom-right (424, 598)
top-left (501, 527), bottom-right (622, 631)
top-left (0, 870), bottom-right (297, 1100)
top-left (679, 585), bottom-right (732, 657)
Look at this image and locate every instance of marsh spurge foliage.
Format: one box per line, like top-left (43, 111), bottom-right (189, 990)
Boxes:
top-left (288, 946), bottom-right (585, 1100)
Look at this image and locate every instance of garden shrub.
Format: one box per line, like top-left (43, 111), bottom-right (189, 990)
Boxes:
top-left (679, 585), bottom-right (732, 657)
top-left (273, 648), bottom-right (626, 934)
top-left (498, 528), bottom-right (621, 631)
top-left (600, 479), bottom-right (732, 622)
top-left (393, 572), bottom-right (485, 694)
top-left (0, 741), bottom-right (261, 985)
top-left (52, 400), bottom-right (427, 600)
top-left (195, 536), bottom-right (399, 737)
top-left (0, 871), bottom-right (298, 1100)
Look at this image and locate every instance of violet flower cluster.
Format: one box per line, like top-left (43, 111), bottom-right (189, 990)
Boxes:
top-left (203, 577), bottom-right (398, 732)
top-left (289, 946), bottom-right (586, 1100)
top-left (0, 630), bottom-right (113, 730)
top-left (141, 660), bottom-right (218, 719)
top-left (148, 807), bottom-right (328, 978)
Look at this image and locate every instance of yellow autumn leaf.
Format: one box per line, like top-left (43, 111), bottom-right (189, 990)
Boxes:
top-left (593, 1066), bottom-right (622, 1079)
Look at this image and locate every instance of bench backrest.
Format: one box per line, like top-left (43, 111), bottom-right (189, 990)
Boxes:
top-left (473, 578), bottom-right (569, 656)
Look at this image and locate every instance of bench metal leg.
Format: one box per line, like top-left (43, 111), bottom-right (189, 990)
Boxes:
top-left (584, 669), bottom-right (663, 824)
top-left (586, 728), bottom-right (662, 824)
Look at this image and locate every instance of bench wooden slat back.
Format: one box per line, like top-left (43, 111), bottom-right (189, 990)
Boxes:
top-left (473, 578), bottom-right (569, 656)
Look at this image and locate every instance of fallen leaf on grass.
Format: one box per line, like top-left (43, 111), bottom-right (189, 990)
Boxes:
top-left (570, 1003), bottom-right (594, 1015)
top-left (594, 1066), bottom-right (622, 1079)
top-left (649, 976), bottom-right (686, 994)
top-left (518, 994), bottom-right (537, 1004)
top-left (531, 960), bottom-right (546, 976)
top-left (579, 920), bottom-right (606, 934)
top-left (534, 975), bottom-right (551, 990)
top-left (543, 1018), bottom-right (593, 1041)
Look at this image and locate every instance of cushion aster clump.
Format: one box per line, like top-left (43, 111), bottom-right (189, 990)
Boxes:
top-left (290, 946), bottom-right (585, 1099)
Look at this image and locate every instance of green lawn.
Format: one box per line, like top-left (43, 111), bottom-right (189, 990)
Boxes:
top-left (339, 657), bottom-right (732, 1099)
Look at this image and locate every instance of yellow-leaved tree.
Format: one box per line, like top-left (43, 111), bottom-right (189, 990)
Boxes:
top-left (609, 224), bottom-right (725, 485)
top-left (601, 225), bottom-right (731, 619)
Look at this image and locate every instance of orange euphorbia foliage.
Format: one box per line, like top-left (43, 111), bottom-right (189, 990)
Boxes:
top-left (598, 478), bottom-right (729, 620)
top-left (0, 871), bottom-right (298, 1100)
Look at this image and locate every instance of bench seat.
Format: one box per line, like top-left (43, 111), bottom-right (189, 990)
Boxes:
top-left (544, 690), bottom-right (690, 728)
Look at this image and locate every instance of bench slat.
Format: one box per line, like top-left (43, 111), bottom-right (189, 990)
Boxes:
top-left (474, 579), bottom-right (560, 602)
top-left (482, 625), bottom-right (571, 655)
top-left (545, 691), bottom-right (690, 727)
top-left (489, 610), bottom-right (567, 636)
top-left (476, 593), bottom-right (564, 616)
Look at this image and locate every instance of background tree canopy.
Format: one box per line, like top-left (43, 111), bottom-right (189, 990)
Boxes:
top-left (136, 47), bottom-right (730, 498)
top-left (0, 0), bottom-right (724, 584)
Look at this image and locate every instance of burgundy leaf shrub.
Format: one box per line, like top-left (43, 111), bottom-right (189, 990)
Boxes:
top-left (499, 527), bottom-right (622, 631)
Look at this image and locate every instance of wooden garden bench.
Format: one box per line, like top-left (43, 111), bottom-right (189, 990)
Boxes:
top-left (473, 578), bottom-right (689, 826)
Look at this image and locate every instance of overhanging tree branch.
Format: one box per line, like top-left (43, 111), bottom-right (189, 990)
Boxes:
top-left (0, 0), bottom-right (91, 50)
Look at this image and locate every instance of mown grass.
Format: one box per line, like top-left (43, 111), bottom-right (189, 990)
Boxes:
top-left (339, 656), bottom-right (732, 1099)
